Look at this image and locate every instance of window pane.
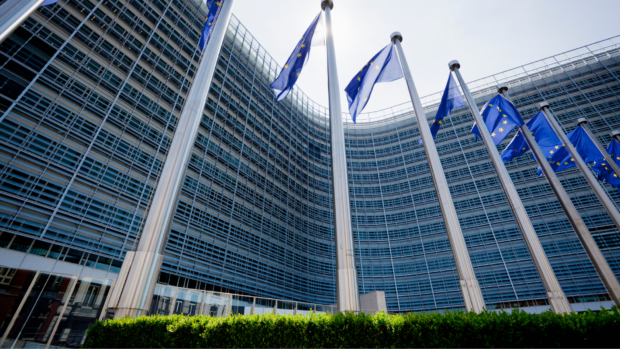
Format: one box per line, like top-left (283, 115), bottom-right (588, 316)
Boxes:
top-left (49, 277), bottom-right (113, 347)
top-left (3, 273), bottom-right (76, 348)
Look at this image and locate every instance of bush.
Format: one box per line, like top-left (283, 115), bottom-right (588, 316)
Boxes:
top-left (85, 307), bottom-right (620, 348)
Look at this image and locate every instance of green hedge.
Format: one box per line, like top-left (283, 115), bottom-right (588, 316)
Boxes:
top-left (85, 307), bottom-right (619, 348)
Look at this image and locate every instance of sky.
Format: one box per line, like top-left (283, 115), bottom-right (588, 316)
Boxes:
top-left (231, 0), bottom-right (620, 116)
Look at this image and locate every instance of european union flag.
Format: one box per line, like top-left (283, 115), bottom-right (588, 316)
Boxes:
top-left (501, 111), bottom-right (562, 163)
top-left (427, 72), bottom-right (466, 142)
top-left (472, 94), bottom-right (525, 145)
top-left (344, 44), bottom-right (403, 123)
top-left (538, 126), bottom-right (604, 175)
top-left (269, 12), bottom-right (322, 102)
top-left (198, 0), bottom-right (223, 52)
top-left (592, 139), bottom-right (620, 187)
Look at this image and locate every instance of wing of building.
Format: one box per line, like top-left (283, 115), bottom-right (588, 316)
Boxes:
top-left (0, 0), bottom-right (619, 346)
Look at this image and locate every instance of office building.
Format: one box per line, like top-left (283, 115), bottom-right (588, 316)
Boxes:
top-left (0, 0), bottom-right (619, 345)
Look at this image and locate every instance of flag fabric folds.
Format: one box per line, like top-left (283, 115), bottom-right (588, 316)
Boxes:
top-left (269, 12), bottom-right (323, 102)
top-left (537, 125), bottom-right (605, 175)
top-left (42, 0), bottom-right (60, 5)
top-left (344, 44), bottom-right (403, 123)
top-left (471, 94), bottom-right (525, 145)
top-left (426, 73), bottom-right (466, 143)
top-left (198, 0), bottom-right (223, 52)
top-left (501, 111), bottom-right (562, 163)
top-left (592, 139), bottom-right (620, 188)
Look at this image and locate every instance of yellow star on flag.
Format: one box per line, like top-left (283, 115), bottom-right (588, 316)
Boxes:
top-left (491, 132), bottom-right (496, 137)
top-left (284, 64), bottom-right (288, 69)
top-left (503, 120), bottom-right (508, 124)
top-left (499, 128), bottom-right (504, 132)
top-left (297, 53), bottom-right (301, 57)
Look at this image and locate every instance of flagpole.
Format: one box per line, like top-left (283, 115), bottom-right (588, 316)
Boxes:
top-left (577, 119), bottom-right (620, 181)
top-left (0, 0), bottom-right (46, 45)
top-left (535, 103), bottom-right (620, 305)
top-left (391, 33), bottom-right (485, 313)
top-left (501, 85), bottom-right (620, 306)
top-left (322, 0), bottom-right (360, 313)
top-left (108, 0), bottom-right (235, 317)
top-left (450, 61), bottom-right (572, 314)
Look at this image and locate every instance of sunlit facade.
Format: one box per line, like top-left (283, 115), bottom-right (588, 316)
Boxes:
top-left (0, 4), bottom-right (619, 346)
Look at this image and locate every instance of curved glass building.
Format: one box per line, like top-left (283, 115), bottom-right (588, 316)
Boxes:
top-left (0, 0), bottom-right (619, 324)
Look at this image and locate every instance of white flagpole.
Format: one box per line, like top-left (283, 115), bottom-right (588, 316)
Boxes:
top-left (322, 0), bottom-right (360, 313)
top-left (451, 61), bottom-right (572, 314)
top-left (499, 87), bottom-right (620, 306)
top-left (391, 33), bottom-right (485, 313)
top-left (109, 0), bottom-right (236, 317)
top-left (0, 0), bottom-right (46, 45)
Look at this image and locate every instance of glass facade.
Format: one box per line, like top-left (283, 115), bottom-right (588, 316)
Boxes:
top-left (0, 267), bottom-right (113, 348)
top-left (0, 0), bottom-right (619, 318)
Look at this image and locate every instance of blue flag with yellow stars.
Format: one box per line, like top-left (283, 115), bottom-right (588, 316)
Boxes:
top-left (269, 12), bottom-right (322, 102)
top-left (198, 0), bottom-right (224, 52)
top-left (345, 44), bottom-right (403, 123)
top-left (501, 111), bottom-right (562, 163)
top-left (537, 125), bottom-right (604, 175)
top-left (425, 72), bottom-right (466, 143)
top-left (471, 94), bottom-right (525, 145)
top-left (592, 139), bottom-right (620, 187)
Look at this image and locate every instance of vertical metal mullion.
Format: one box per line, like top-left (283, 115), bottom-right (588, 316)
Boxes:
top-left (37, 0), bottom-right (175, 239)
top-left (45, 275), bottom-right (78, 349)
top-left (217, 34), bottom-right (262, 292)
top-left (72, 0), bottom-right (197, 259)
top-left (0, 271), bottom-right (40, 348)
top-left (120, 0), bottom-right (205, 254)
top-left (253, 60), bottom-right (279, 299)
top-left (443, 113), bottom-right (520, 305)
top-left (389, 108), bottom-right (440, 310)
top-left (0, 0), bottom-right (106, 124)
top-left (0, 0), bottom-right (71, 72)
top-left (364, 111), bottom-right (400, 311)
top-left (98, 279), bottom-right (116, 321)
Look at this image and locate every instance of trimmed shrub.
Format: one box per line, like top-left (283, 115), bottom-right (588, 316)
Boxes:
top-left (85, 307), bottom-right (620, 348)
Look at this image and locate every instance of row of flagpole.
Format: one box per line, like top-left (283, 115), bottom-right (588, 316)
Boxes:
top-left (2, 0), bottom-right (619, 314)
top-left (269, 0), bottom-right (620, 312)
